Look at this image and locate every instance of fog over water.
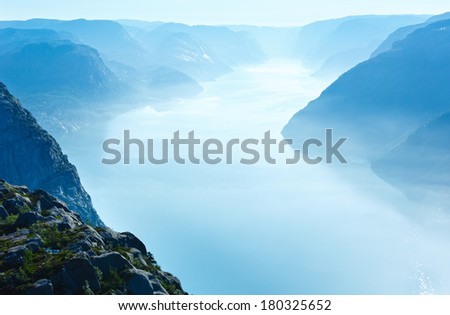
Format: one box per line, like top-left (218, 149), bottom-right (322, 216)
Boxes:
top-left (59, 59), bottom-right (450, 294)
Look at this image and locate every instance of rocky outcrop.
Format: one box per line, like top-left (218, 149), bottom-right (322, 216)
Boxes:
top-left (0, 180), bottom-right (186, 295)
top-left (0, 82), bottom-right (102, 225)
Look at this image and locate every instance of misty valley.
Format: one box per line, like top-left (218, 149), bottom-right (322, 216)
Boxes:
top-left (1, 13), bottom-right (450, 295)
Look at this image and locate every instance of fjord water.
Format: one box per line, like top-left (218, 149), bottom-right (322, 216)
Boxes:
top-left (61, 59), bottom-right (450, 294)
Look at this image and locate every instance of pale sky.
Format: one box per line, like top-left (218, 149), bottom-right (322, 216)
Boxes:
top-left (0, 0), bottom-right (448, 26)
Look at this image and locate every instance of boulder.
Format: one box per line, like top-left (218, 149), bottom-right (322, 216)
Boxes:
top-left (1, 229), bottom-right (30, 243)
top-left (56, 215), bottom-right (77, 231)
top-left (51, 257), bottom-right (101, 294)
top-left (4, 238), bottom-right (43, 267)
top-left (127, 248), bottom-right (148, 268)
top-left (0, 181), bottom-right (10, 198)
top-left (66, 240), bottom-right (92, 253)
top-left (36, 191), bottom-right (69, 212)
top-left (157, 271), bottom-right (184, 292)
top-left (24, 236), bottom-right (44, 251)
top-left (2, 194), bottom-right (32, 215)
top-left (100, 228), bottom-right (147, 254)
top-left (4, 245), bottom-right (27, 267)
top-left (26, 279), bottom-right (54, 295)
top-left (120, 232), bottom-right (147, 255)
top-left (92, 252), bottom-right (133, 277)
top-left (126, 269), bottom-right (167, 295)
top-left (15, 211), bottom-right (44, 228)
top-left (80, 226), bottom-right (105, 247)
top-left (0, 205), bottom-right (8, 219)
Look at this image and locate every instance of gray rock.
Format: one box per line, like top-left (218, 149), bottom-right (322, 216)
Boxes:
top-left (80, 226), bottom-right (104, 247)
top-left (51, 257), bottom-right (101, 294)
top-left (0, 82), bottom-right (104, 225)
top-left (92, 252), bottom-right (133, 277)
top-left (26, 279), bottom-right (54, 295)
top-left (25, 241), bottom-right (41, 252)
top-left (27, 236), bottom-right (44, 245)
top-left (0, 205), bottom-right (8, 219)
top-left (66, 240), bottom-right (93, 253)
top-left (37, 192), bottom-right (68, 212)
top-left (65, 227), bottom-right (104, 254)
top-left (17, 229), bottom-right (30, 236)
top-left (2, 194), bottom-right (32, 215)
top-left (0, 181), bottom-right (10, 199)
top-left (157, 271), bottom-right (184, 292)
top-left (42, 206), bottom-right (82, 231)
top-left (126, 269), bottom-right (168, 295)
top-left (4, 245), bottom-right (27, 267)
top-left (85, 249), bottom-right (97, 257)
top-left (0, 229), bottom-right (30, 243)
top-left (15, 211), bottom-right (44, 228)
top-left (24, 236), bottom-right (44, 251)
top-left (127, 248), bottom-right (148, 268)
top-left (10, 234), bottom-right (27, 243)
top-left (56, 215), bottom-right (77, 231)
top-left (120, 232), bottom-right (147, 255)
top-left (15, 186), bottom-right (30, 194)
top-left (4, 238), bottom-right (42, 267)
top-left (0, 181), bottom-right (9, 191)
top-left (100, 228), bottom-right (147, 255)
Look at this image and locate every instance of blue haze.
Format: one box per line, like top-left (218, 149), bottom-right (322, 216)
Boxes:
top-left (1, 11), bottom-right (450, 294)
top-left (61, 61), bottom-right (450, 294)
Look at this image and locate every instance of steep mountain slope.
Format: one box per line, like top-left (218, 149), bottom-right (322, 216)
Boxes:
top-left (118, 20), bottom-right (164, 34)
top-left (146, 31), bottom-right (231, 81)
top-left (137, 22), bottom-right (265, 68)
top-left (0, 41), bottom-right (116, 97)
top-left (283, 19), bottom-right (450, 160)
top-left (371, 12), bottom-right (450, 57)
top-left (147, 66), bottom-right (203, 98)
top-left (0, 19), bottom-right (148, 69)
top-left (0, 28), bottom-right (70, 54)
top-left (372, 112), bottom-right (450, 188)
top-left (294, 15), bottom-right (428, 74)
top-left (227, 25), bottom-right (301, 58)
top-left (0, 29), bottom-right (120, 133)
top-left (0, 82), bottom-right (102, 225)
top-left (0, 180), bottom-right (185, 294)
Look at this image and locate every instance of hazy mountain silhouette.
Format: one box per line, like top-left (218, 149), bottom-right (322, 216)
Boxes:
top-left (227, 25), bottom-right (301, 58)
top-left (0, 28), bottom-right (76, 54)
top-left (371, 12), bottom-right (450, 57)
top-left (372, 112), bottom-right (450, 189)
top-left (283, 19), bottom-right (450, 160)
top-left (0, 82), bottom-right (103, 225)
top-left (0, 29), bottom-right (120, 133)
top-left (144, 31), bottom-right (231, 81)
top-left (293, 15), bottom-right (429, 75)
top-left (137, 23), bottom-right (264, 69)
top-left (147, 66), bottom-right (203, 98)
top-left (0, 19), bottom-right (149, 69)
top-left (0, 41), bottom-right (116, 97)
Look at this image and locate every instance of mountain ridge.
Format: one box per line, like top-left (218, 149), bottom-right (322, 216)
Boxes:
top-left (0, 82), bottom-right (103, 225)
top-left (283, 18), bottom-right (450, 159)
